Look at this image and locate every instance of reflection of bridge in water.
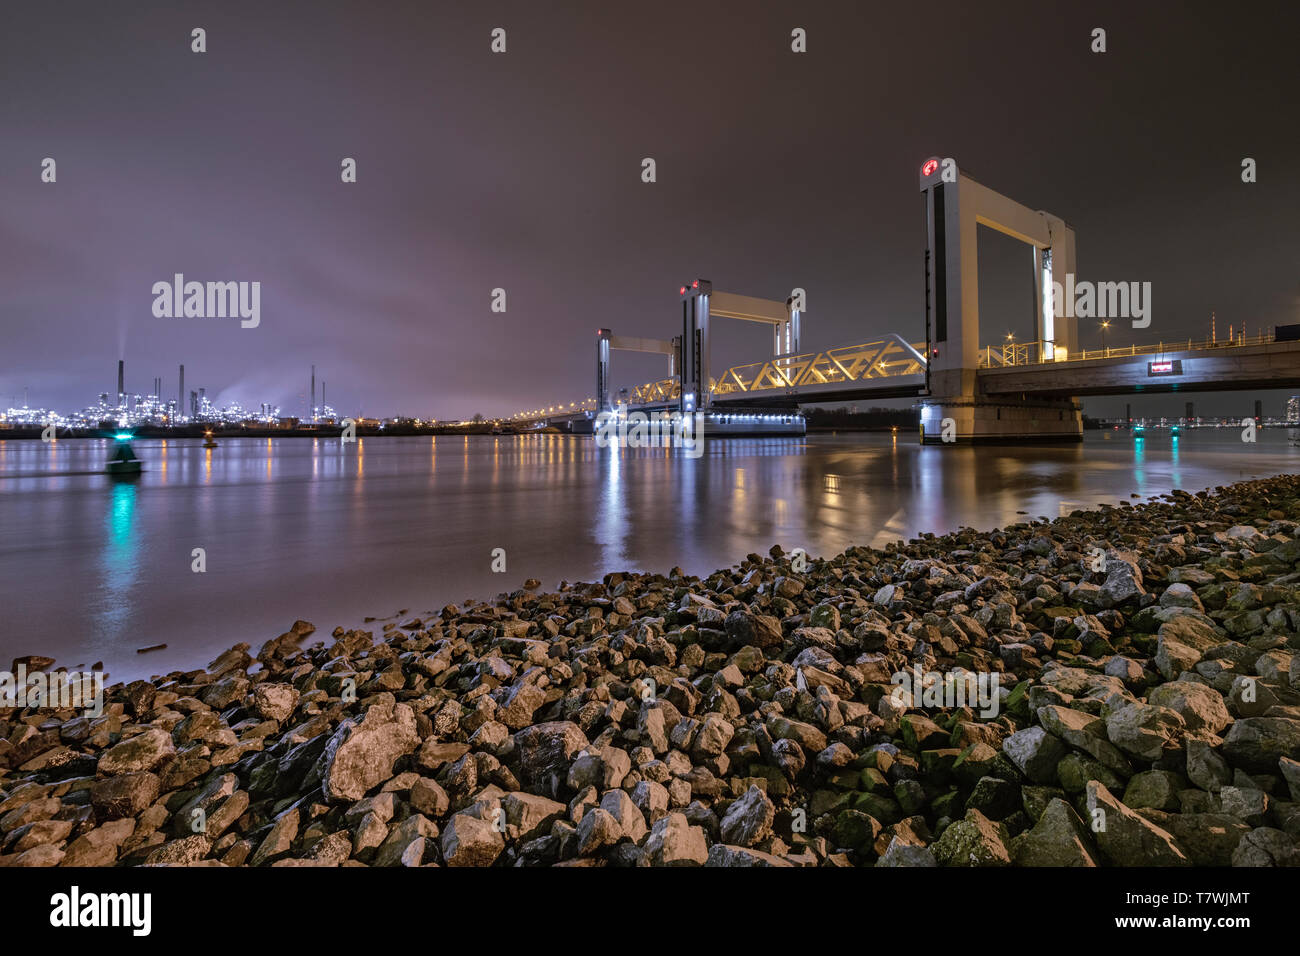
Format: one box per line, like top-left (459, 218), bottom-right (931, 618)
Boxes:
top-left (514, 157), bottom-right (1300, 443)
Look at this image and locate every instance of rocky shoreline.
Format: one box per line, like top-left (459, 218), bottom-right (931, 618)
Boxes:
top-left (3, 475), bottom-right (1300, 867)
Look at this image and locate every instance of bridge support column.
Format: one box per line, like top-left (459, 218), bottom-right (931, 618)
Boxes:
top-left (596, 328), bottom-right (611, 413)
top-left (919, 390), bottom-right (1082, 444)
top-left (679, 280), bottom-right (712, 413)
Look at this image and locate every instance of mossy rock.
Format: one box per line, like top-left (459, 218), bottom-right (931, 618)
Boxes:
top-left (1085, 637), bottom-right (1116, 657)
top-left (1006, 680), bottom-right (1032, 720)
top-left (858, 767), bottom-right (890, 794)
top-left (831, 809), bottom-right (881, 851)
top-left (851, 791), bottom-right (902, 826)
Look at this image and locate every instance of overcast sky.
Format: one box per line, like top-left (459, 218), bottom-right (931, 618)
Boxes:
top-left (2, 0), bottom-right (1297, 420)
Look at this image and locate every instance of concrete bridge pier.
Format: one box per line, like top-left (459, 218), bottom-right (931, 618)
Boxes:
top-left (917, 394), bottom-right (1082, 443)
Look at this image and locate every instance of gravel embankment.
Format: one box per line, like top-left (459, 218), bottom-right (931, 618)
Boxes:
top-left (2, 475), bottom-right (1299, 867)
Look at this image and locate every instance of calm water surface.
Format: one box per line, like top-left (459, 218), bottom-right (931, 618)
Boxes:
top-left (3, 430), bottom-right (1297, 682)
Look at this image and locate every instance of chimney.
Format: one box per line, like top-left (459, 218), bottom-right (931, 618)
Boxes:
top-left (311, 365), bottom-right (316, 422)
top-left (117, 360), bottom-right (124, 404)
top-left (179, 365), bottom-right (185, 415)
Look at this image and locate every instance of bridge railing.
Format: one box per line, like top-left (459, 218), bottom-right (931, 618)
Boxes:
top-left (709, 338), bottom-right (928, 397)
top-left (981, 331), bottom-right (1278, 368)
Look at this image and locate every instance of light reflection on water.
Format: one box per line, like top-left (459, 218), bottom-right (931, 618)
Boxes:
top-left (95, 480), bottom-right (139, 641)
top-left (1, 430), bottom-right (1296, 681)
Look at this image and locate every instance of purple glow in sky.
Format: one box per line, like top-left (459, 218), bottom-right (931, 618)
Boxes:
top-left (2, 0), bottom-right (1297, 420)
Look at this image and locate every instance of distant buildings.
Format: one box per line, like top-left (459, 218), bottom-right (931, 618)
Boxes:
top-left (0, 357), bottom-right (284, 429)
top-left (1288, 395), bottom-right (1299, 423)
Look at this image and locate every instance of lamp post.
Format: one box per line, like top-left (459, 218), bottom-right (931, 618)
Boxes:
top-left (1100, 320), bottom-right (1111, 354)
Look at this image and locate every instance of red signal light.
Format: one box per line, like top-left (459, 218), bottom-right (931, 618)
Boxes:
top-left (922, 159), bottom-right (938, 177)
top-left (679, 286), bottom-right (686, 295)
top-left (692, 280), bottom-right (699, 288)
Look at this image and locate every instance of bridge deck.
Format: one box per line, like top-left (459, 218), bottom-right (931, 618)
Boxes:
top-left (979, 336), bottom-right (1300, 396)
top-left (516, 332), bottom-right (1300, 424)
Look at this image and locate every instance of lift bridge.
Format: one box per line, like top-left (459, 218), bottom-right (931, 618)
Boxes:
top-left (514, 156), bottom-right (1300, 442)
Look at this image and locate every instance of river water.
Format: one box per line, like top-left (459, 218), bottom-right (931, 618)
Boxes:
top-left (2, 429), bottom-right (1296, 683)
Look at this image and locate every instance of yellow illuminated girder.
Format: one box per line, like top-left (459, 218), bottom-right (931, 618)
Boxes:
top-left (708, 339), bottom-right (928, 396)
top-left (629, 378), bottom-right (681, 404)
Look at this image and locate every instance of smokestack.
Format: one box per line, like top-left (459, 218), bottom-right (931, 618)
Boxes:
top-left (1255, 400), bottom-right (1263, 422)
top-left (1125, 403), bottom-right (1131, 424)
top-left (311, 365), bottom-right (316, 423)
top-left (179, 365), bottom-right (185, 416)
top-left (1185, 402), bottom-right (1193, 423)
top-left (117, 360), bottom-right (124, 404)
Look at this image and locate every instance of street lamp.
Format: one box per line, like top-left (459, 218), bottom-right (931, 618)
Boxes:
top-left (1100, 320), bottom-right (1111, 352)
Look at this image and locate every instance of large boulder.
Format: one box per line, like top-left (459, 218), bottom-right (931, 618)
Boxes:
top-left (1085, 781), bottom-right (1188, 866)
top-left (1105, 702), bottom-right (1185, 762)
top-left (1221, 717), bottom-right (1300, 773)
top-left (440, 813), bottom-right (504, 867)
top-left (252, 683), bottom-right (300, 722)
top-left (1011, 798), bottom-right (1098, 866)
top-left (1148, 681), bottom-right (1231, 735)
top-left (513, 721), bottom-right (589, 797)
top-left (719, 785), bottom-right (775, 848)
top-left (316, 699), bottom-right (420, 802)
top-left (1002, 727), bottom-right (1067, 784)
top-left (644, 812), bottom-right (709, 866)
top-left (932, 809), bottom-right (1012, 866)
top-left (97, 728), bottom-right (175, 776)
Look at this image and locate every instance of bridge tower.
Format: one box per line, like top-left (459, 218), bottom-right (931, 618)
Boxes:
top-left (596, 329), bottom-right (612, 412)
top-left (918, 157), bottom-right (1083, 443)
top-left (596, 327), bottom-right (678, 413)
top-left (678, 279), bottom-right (804, 413)
top-left (679, 280), bottom-right (711, 414)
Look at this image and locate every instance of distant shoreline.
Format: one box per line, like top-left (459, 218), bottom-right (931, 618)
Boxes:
top-left (0, 423), bottom-right (518, 440)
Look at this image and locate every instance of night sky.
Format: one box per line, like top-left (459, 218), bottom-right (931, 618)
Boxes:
top-left (2, 0), bottom-right (1297, 420)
